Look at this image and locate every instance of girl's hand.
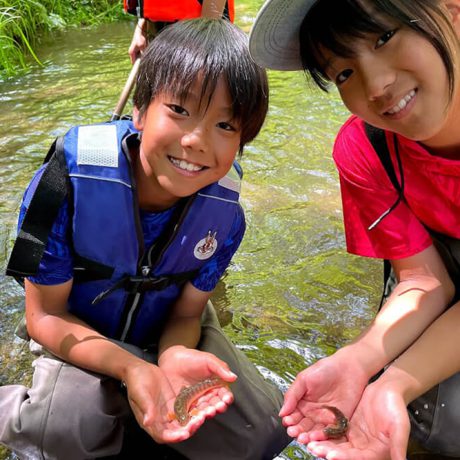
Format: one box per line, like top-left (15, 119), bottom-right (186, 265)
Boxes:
top-left (280, 352), bottom-right (369, 444)
top-left (158, 346), bottom-right (237, 422)
top-left (306, 381), bottom-right (410, 460)
top-left (124, 361), bottom-right (203, 443)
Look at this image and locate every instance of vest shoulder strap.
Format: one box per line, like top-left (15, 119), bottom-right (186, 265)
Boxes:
top-left (364, 123), bottom-right (401, 193)
top-left (6, 137), bottom-right (69, 279)
top-left (364, 122), bottom-right (460, 306)
top-left (364, 123), bottom-right (405, 231)
top-left (363, 122), bottom-right (400, 308)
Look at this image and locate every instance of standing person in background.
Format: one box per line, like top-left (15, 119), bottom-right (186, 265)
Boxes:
top-left (125, 0), bottom-right (234, 64)
top-left (250, 0), bottom-right (460, 459)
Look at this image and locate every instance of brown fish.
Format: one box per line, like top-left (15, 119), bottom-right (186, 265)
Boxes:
top-left (322, 405), bottom-right (349, 438)
top-left (173, 377), bottom-right (227, 425)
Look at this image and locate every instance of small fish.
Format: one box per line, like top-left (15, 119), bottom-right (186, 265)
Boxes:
top-left (322, 405), bottom-right (349, 438)
top-left (173, 377), bottom-right (227, 426)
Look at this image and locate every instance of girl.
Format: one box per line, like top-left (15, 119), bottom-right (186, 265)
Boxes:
top-left (250, 0), bottom-right (460, 459)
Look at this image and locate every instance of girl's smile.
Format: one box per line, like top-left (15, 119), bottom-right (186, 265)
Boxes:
top-left (384, 89), bottom-right (416, 117)
top-left (324, 25), bottom-right (457, 145)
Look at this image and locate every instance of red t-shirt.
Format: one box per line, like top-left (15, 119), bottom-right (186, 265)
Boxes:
top-left (333, 115), bottom-right (460, 260)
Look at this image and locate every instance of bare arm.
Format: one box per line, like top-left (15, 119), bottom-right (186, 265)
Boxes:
top-left (303, 247), bottom-right (459, 458)
top-left (306, 297), bottom-right (460, 460)
top-left (157, 282), bottom-right (237, 420)
top-left (201, 0), bottom-right (227, 18)
top-left (158, 281), bottom-right (210, 355)
top-left (128, 18), bottom-right (147, 64)
top-left (280, 244), bottom-right (455, 450)
top-left (24, 278), bottom-right (199, 443)
top-left (375, 297), bottom-right (460, 404)
top-left (335, 244), bottom-right (455, 379)
top-left (25, 278), bottom-right (146, 380)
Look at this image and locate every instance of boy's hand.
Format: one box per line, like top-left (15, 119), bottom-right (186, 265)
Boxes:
top-left (124, 362), bottom-right (204, 443)
top-left (280, 353), bottom-right (368, 444)
top-left (306, 381), bottom-right (409, 460)
top-left (158, 345), bottom-right (237, 422)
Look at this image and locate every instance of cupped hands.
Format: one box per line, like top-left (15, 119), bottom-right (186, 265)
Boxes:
top-left (159, 346), bottom-right (237, 423)
top-left (306, 377), bottom-right (410, 460)
top-left (280, 352), bottom-right (369, 445)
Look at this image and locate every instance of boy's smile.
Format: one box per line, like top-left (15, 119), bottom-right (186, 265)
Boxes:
top-left (133, 76), bottom-right (241, 211)
top-left (168, 156), bottom-right (205, 173)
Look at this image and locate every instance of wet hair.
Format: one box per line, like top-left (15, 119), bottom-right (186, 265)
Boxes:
top-left (299, 0), bottom-right (457, 97)
top-left (133, 18), bottom-right (269, 155)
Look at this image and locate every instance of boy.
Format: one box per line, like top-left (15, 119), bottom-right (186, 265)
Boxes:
top-left (0, 18), bottom-right (289, 460)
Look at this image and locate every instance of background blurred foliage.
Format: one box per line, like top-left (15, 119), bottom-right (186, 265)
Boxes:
top-left (0, 0), bottom-right (127, 78)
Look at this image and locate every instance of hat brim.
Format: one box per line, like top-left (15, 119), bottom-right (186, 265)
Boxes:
top-left (249, 0), bottom-right (317, 71)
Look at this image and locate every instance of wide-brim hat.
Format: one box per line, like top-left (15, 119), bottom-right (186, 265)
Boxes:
top-left (249, 0), bottom-right (318, 71)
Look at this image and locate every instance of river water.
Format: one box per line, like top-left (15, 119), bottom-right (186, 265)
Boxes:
top-left (0, 1), bottom-right (382, 459)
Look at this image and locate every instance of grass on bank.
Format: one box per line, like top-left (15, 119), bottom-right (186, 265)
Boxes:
top-left (0, 0), bottom-right (127, 78)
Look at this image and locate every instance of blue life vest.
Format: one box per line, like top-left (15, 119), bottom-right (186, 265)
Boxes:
top-left (8, 120), bottom-right (244, 348)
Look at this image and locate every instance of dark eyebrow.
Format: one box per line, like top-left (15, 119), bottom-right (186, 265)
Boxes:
top-left (176, 88), bottom-right (235, 118)
top-left (318, 49), bottom-right (340, 78)
top-left (322, 57), bottom-right (335, 77)
top-left (219, 106), bottom-right (234, 117)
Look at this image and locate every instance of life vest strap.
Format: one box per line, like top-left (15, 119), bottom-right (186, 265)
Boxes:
top-left (364, 123), bottom-right (404, 231)
top-left (92, 269), bottom-right (199, 305)
top-left (6, 138), bottom-right (69, 279)
top-left (73, 253), bottom-right (115, 282)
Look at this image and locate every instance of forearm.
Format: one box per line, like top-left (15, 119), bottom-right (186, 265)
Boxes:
top-left (158, 316), bottom-right (201, 355)
top-left (135, 18), bottom-right (145, 36)
top-left (130, 18), bottom-right (146, 46)
top-left (27, 308), bottom-right (148, 381)
top-left (201, 0), bottom-right (227, 18)
top-left (158, 283), bottom-right (209, 355)
top-left (377, 300), bottom-right (460, 403)
top-left (128, 18), bottom-right (147, 63)
top-left (336, 275), bottom-right (451, 379)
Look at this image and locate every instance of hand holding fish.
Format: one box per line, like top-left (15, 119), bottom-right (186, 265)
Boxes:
top-left (280, 351), bottom-right (368, 445)
top-left (307, 378), bottom-right (409, 460)
top-left (123, 360), bottom-right (197, 444)
top-left (159, 345), bottom-right (237, 426)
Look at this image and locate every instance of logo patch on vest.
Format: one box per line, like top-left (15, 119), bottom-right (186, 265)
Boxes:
top-left (194, 231), bottom-right (218, 260)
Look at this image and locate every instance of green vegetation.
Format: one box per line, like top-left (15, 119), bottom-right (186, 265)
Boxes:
top-left (0, 0), bottom-right (127, 78)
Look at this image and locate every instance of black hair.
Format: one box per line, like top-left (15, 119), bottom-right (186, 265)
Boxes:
top-left (133, 18), bottom-right (269, 154)
top-left (299, 0), bottom-right (457, 97)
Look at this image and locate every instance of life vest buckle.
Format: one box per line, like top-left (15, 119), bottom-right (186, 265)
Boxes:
top-left (92, 274), bottom-right (171, 305)
top-left (126, 275), bottom-right (171, 292)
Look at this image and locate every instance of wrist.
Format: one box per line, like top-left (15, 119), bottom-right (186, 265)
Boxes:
top-left (121, 358), bottom-right (161, 390)
top-left (375, 363), bottom-right (424, 405)
top-left (119, 354), bottom-right (154, 383)
top-left (333, 342), bottom-right (385, 381)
